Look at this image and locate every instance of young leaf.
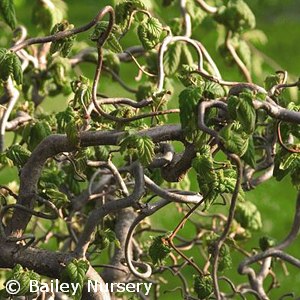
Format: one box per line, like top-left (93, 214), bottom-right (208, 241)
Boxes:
top-left (2, 264), bottom-right (40, 297)
top-left (0, 51), bottom-right (23, 84)
top-left (219, 123), bottom-right (249, 156)
top-left (193, 274), bottom-right (213, 299)
top-left (0, 0), bottom-right (17, 29)
top-left (115, 0), bottom-right (147, 30)
top-left (90, 21), bottom-right (123, 53)
top-left (56, 106), bottom-right (76, 133)
top-left (44, 188), bottom-right (69, 209)
top-left (214, 0), bottom-right (256, 33)
top-left (66, 119), bottom-right (81, 148)
top-left (71, 75), bottom-right (92, 109)
top-left (50, 21), bottom-right (76, 57)
top-left (163, 42), bottom-right (182, 76)
top-left (259, 236), bottom-right (277, 251)
top-left (6, 144), bottom-right (31, 168)
top-left (241, 136), bottom-right (256, 168)
top-left (178, 86), bottom-right (202, 131)
top-left (227, 90), bottom-right (256, 134)
top-left (235, 201), bottom-right (262, 231)
top-left (61, 259), bottom-right (89, 300)
top-left (138, 17), bottom-right (162, 50)
top-left (149, 235), bottom-right (171, 265)
top-left (32, 0), bottom-right (67, 33)
top-left (94, 229), bottom-right (121, 250)
top-left (202, 81), bottom-right (225, 99)
top-left (192, 151), bottom-right (218, 204)
top-left (28, 120), bottom-right (52, 151)
top-left (119, 133), bottom-right (155, 166)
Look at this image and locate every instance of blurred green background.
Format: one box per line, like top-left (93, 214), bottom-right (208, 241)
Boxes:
top-left (1, 0), bottom-right (300, 299)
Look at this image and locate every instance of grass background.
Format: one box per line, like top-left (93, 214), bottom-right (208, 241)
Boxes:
top-left (1, 0), bottom-right (300, 299)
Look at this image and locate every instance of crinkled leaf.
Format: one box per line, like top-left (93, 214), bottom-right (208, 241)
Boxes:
top-left (119, 133), bottom-right (155, 166)
top-left (235, 201), bottom-right (262, 231)
top-left (219, 123), bottom-right (249, 156)
top-left (28, 120), bottom-right (52, 151)
top-left (237, 40), bottom-right (251, 69)
top-left (56, 106), bottom-right (76, 133)
top-left (214, 0), bottom-right (256, 33)
top-left (61, 259), bottom-right (89, 300)
top-left (2, 264), bottom-right (40, 297)
top-left (259, 236), bottom-right (277, 251)
top-left (32, 0), bottom-right (67, 33)
top-left (44, 188), bottom-right (69, 209)
top-left (194, 274), bottom-right (213, 299)
top-left (202, 81), bottom-right (225, 99)
top-left (179, 86), bottom-right (202, 131)
top-left (50, 21), bottom-right (75, 57)
top-left (90, 21), bottom-right (123, 53)
top-left (6, 144), bottom-right (31, 168)
top-left (163, 42), bottom-right (182, 76)
top-left (0, 0), bottom-right (17, 29)
top-left (227, 90), bottom-right (256, 134)
top-left (138, 17), bottom-right (162, 50)
top-left (149, 235), bottom-right (171, 265)
top-left (115, 0), bottom-right (147, 30)
top-left (241, 136), bottom-right (256, 168)
top-left (264, 74), bottom-right (281, 91)
top-left (0, 51), bottom-right (23, 84)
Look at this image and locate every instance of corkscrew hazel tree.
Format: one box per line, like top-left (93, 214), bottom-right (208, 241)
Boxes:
top-left (0, 0), bottom-right (299, 299)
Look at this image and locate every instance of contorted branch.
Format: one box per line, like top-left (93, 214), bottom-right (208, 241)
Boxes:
top-left (6, 125), bottom-right (183, 237)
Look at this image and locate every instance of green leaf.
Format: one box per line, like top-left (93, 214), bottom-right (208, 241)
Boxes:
top-left (264, 74), bottom-right (281, 91)
top-left (66, 119), bottom-right (81, 148)
top-left (50, 21), bottom-right (76, 57)
top-left (180, 43), bottom-right (194, 65)
top-left (48, 56), bottom-right (71, 87)
top-left (186, 0), bottom-right (206, 27)
top-left (0, 264), bottom-right (40, 297)
top-left (273, 150), bottom-right (300, 181)
top-left (235, 201), bottom-right (262, 231)
top-left (214, 0), bottom-right (256, 33)
top-left (115, 0), bottom-right (147, 30)
top-left (177, 64), bottom-right (202, 87)
top-left (6, 144), bottom-right (31, 168)
top-left (241, 136), bottom-right (256, 168)
top-left (94, 229), bottom-right (121, 250)
top-left (32, 0), bottom-right (67, 33)
top-left (0, 51), bottom-right (23, 84)
top-left (119, 133), bottom-right (155, 166)
top-left (149, 235), bottom-right (171, 265)
top-left (192, 151), bottom-right (218, 204)
top-left (219, 123), bottom-right (249, 156)
top-left (44, 188), bottom-right (69, 209)
top-left (163, 42), bottom-right (182, 76)
top-left (227, 90), bottom-right (256, 134)
top-left (61, 259), bottom-right (89, 300)
top-left (0, 0), bottom-right (17, 29)
top-left (259, 236), bottom-right (277, 251)
top-left (193, 274), bottom-right (213, 299)
top-left (202, 81), bottom-right (225, 99)
top-left (71, 75), bottom-right (92, 110)
top-left (28, 120), bottom-right (52, 151)
top-left (90, 21), bottom-right (123, 53)
top-left (178, 86), bottom-right (202, 131)
top-left (135, 82), bottom-right (155, 101)
top-left (137, 17), bottom-right (162, 50)
top-left (237, 40), bottom-right (251, 69)
top-left (103, 50), bottom-right (120, 75)
top-left (56, 106), bottom-right (76, 133)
